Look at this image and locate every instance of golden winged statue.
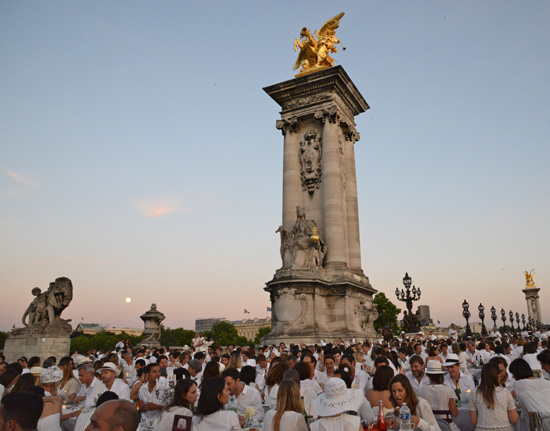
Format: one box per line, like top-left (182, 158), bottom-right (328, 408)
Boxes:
top-left (293, 12), bottom-right (346, 75)
top-left (524, 269), bottom-right (535, 287)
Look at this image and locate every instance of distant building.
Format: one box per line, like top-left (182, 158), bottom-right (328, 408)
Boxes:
top-left (195, 317), bottom-right (227, 333)
top-left (417, 305), bottom-right (433, 326)
top-left (73, 323), bottom-right (142, 337)
top-left (231, 317), bottom-right (271, 341)
top-left (74, 323), bottom-right (104, 336)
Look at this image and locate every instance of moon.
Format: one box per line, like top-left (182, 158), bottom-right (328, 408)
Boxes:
top-left (125, 297), bottom-right (132, 303)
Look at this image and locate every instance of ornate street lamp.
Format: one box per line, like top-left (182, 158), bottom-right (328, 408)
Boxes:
top-left (490, 306), bottom-right (497, 330)
top-left (478, 303), bottom-right (487, 336)
top-left (521, 313), bottom-right (526, 330)
top-left (509, 310), bottom-right (514, 331)
top-left (515, 312), bottom-right (520, 332)
top-left (462, 300), bottom-right (472, 337)
top-left (395, 273), bottom-right (421, 333)
top-left (501, 308), bottom-right (506, 330)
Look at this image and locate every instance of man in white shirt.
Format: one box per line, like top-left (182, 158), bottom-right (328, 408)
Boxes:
top-left (93, 362), bottom-right (131, 401)
top-left (191, 332), bottom-right (205, 352)
top-left (75, 363), bottom-right (100, 408)
top-left (477, 342), bottom-right (491, 363)
top-left (448, 324), bottom-right (458, 340)
top-left (139, 364), bottom-right (170, 424)
top-left (406, 356), bottom-right (430, 394)
top-left (187, 360), bottom-right (203, 384)
top-left (443, 354), bottom-right (475, 394)
top-left (412, 343), bottom-right (429, 362)
top-left (340, 354), bottom-right (369, 392)
top-left (398, 348), bottom-right (411, 373)
top-left (465, 341), bottom-right (482, 370)
top-left (221, 368), bottom-right (264, 423)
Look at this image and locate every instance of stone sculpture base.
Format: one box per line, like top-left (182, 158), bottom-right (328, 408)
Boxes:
top-left (3, 318), bottom-right (72, 363)
top-left (263, 271), bottom-right (377, 345)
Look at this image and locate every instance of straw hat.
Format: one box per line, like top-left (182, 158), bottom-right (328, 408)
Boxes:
top-left (311, 378), bottom-right (364, 417)
top-left (425, 360), bottom-right (445, 374)
top-left (442, 353), bottom-right (460, 367)
top-left (97, 362), bottom-right (121, 376)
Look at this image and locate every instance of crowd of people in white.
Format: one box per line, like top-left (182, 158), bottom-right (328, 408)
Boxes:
top-left (1, 326), bottom-right (549, 431)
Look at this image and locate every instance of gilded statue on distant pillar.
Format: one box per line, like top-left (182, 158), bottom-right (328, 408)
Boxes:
top-left (293, 12), bottom-right (346, 75)
top-left (524, 269), bottom-right (535, 287)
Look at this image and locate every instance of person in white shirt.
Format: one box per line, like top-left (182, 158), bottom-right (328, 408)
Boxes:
top-left (397, 348), bottom-right (411, 373)
top-left (221, 368), bottom-right (264, 423)
top-left (442, 354), bottom-right (475, 394)
top-left (448, 323), bottom-right (458, 340)
top-left (75, 363), bottom-right (100, 408)
top-left (262, 379), bottom-right (308, 431)
top-left (192, 332), bottom-right (206, 352)
top-left (92, 362), bottom-right (131, 401)
top-left (340, 354), bottom-right (369, 391)
top-left (406, 356), bottom-right (430, 394)
top-left (138, 363), bottom-right (170, 425)
top-left (192, 377), bottom-right (241, 431)
top-left (465, 341), bottom-right (482, 369)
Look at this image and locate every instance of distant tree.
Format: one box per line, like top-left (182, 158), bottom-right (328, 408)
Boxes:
top-left (0, 331), bottom-right (8, 349)
top-left (205, 321), bottom-right (248, 346)
top-left (70, 331), bottom-right (144, 353)
top-left (254, 327), bottom-right (271, 345)
top-left (159, 326), bottom-right (195, 348)
top-left (372, 292), bottom-right (401, 332)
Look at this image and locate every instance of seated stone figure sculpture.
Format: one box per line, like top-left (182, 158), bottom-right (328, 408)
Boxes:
top-left (277, 206), bottom-right (326, 270)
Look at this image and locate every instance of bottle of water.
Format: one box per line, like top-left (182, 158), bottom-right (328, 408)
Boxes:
top-left (399, 402), bottom-right (412, 431)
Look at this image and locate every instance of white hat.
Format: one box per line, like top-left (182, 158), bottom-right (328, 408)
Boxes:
top-left (41, 366), bottom-right (64, 384)
top-left (442, 353), bottom-right (460, 367)
top-left (97, 362), bottom-right (121, 376)
top-left (311, 378), bottom-right (364, 417)
top-left (30, 366), bottom-right (43, 377)
top-left (425, 360), bottom-right (445, 374)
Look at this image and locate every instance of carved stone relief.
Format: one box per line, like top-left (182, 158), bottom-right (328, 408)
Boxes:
top-left (282, 92), bottom-right (331, 110)
top-left (300, 130), bottom-right (322, 195)
top-left (275, 116), bottom-right (298, 135)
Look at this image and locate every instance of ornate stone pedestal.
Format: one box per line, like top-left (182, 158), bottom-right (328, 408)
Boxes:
top-left (262, 66), bottom-right (378, 344)
top-left (4, 318), bottom-right (72, 363)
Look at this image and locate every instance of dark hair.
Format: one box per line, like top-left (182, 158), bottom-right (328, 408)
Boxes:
top-left (166, 379), bottom-right (196, 410)
top-left (135, 358), bottom-right (146, 368)
top-left (509, 358), bottom-right (534, 381)
top-left (142, 363), bottom-right (159, 375)
top-left (409, 355), bottom-right (424, 366)
top-left (25, 385), bottom-right (45, 397)
top-left (373, 356), bottom-right (389, 368)
top-left (10, 373), bottom-right (35, 393)
top-left (28, 357), bottom-right (41, 368)
top-left (194, 352), bottom-right (205, 361)
top-left (240, 366), bottom-right (256, 386)
top-left (333, 369), bottom-right (352, 388)
top-left (341, 353), bottom-right (355, 365)
top-left (1, 392), bottom-right (44, 431)
top-left (426, 372), bottom-right (444, 385)
top-left (174, 368), bottom-right (191, 381)
top-left (524, 342), bottom-right (538, 355)
top-left (477, 363), bottom-right (500, 408)
top-left (195, 377), bottom-right (225, 417)
top-left (0, 369), bottom-right (20, 388)
top-left (372, 365), bottom-right (394, 391)
top-left (265, 363), bottom-right (289, 387)
top-left (293, 362), bottom-right (311, 381)
top-left (537, 349), bottom-right (550, 366)
top-left (221, 367), bottom-right (240, 382)
top-left (200, 362), bottom-right (221, 388)
top-left (96, 391), bottom-right (119, 407)
top-left (389, 374), bottom-right (419, 415)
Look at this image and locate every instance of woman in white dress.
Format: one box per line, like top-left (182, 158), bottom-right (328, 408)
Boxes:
top-left (192, 377), bottom-right (241, 431)
top-left (262, 380), bottom-right (308, 431)
top-left (387, 374), bottom-right (439, 431)
top-left (310, 377), bottom-right (364, 431)
top-left (418, 360), bottom-right (459, 430)
top-left (510, 358), bottom-right (550, 430)
top-left (158, 379), bottom-right (198, 431)
top-left (469, 363), bottom-right (519, 431)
